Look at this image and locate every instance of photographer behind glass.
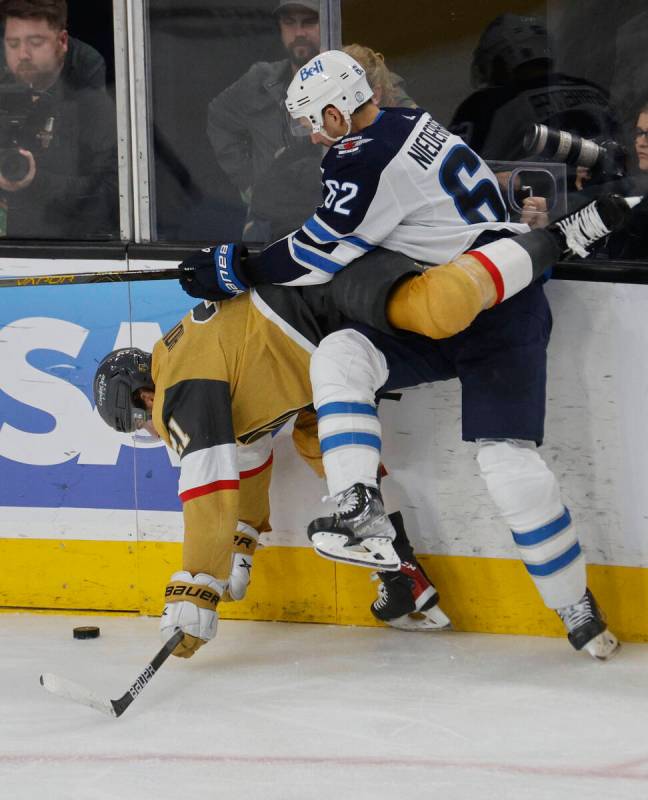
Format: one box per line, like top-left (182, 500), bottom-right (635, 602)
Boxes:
top-left (0, 0), bottom-right (117, 238)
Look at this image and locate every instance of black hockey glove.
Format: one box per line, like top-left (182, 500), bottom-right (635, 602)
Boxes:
top-left (178, 243), bottom-right (250, 301)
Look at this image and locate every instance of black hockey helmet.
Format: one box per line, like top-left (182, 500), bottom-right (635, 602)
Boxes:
top-left (93, 348), bottom-right (154, 433)
top-left (471, 13), bottom-right (553, 87)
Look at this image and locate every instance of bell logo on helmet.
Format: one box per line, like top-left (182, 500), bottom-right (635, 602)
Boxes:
top-left (299, 58), bottom-right (324, 82)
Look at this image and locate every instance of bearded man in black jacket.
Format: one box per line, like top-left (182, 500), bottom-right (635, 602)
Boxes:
top-left (0, 0), bottom-right (117, 239)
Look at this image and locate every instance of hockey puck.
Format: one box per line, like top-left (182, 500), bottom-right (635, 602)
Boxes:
top-left (73, 626), bottom-right (100, 640)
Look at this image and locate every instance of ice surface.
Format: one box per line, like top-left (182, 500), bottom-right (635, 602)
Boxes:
top-left (1, 614), bottom-right (648, 800)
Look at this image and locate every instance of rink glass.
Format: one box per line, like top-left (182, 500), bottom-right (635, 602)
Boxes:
top-left (135, 0), bottom-right (646, 261)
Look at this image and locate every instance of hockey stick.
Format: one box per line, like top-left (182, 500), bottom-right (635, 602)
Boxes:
top-left (0, 243), bottom-right (267, 289)
top-left (0, 266), bottom-right (183, 288)
top-left (39, 628), bottom-right (184, 718)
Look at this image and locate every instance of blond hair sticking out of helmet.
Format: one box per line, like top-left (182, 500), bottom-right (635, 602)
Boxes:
top-left (342, 44), bottom-right (398, 107)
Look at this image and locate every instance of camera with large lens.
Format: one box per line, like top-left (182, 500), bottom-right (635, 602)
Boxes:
top-left (0, 83), bottom-right (53, 183)
top-left (523, 123), bottom-right (626, 179)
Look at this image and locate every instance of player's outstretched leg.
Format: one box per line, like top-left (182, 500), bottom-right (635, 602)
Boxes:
top-left (557, 588), bottom-right (619, 660)
top-left (307, 483), bottom-right (400, 571)
top-left (370, 511), bottom-right (450, 629)
top-left (477, 439), bottom-right (619, 660)
top-left (387, 194), bottom-right (632, 341)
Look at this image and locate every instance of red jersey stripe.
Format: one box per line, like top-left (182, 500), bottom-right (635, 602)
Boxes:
top-left (240, 452), bottom-right (274, 480)
top-left (179, 479), bottom-right (239, 503)
top-left (466, 249), bottom-right (504, 304)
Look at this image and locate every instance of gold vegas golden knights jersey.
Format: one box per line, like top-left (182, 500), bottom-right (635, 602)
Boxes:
top-left (149, 247), bottom-right (497, 587)
top-left (151, 287), bottom-right (327, 584)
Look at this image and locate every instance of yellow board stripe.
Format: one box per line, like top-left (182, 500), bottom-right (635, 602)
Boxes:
top-left (0, 539), bottom-right (139, 611)
top-left (1, 539), bottom-right (647, 642)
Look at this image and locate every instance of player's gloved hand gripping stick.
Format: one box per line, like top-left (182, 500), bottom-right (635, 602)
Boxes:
top-left (0, 243), bottom-right (264, 290)
top-left (160, 571), bottom-right (225, 658)
top-left (40, 570), bottom-right (243, 715)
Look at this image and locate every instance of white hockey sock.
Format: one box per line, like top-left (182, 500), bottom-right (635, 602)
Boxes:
top-left (311, 329), bottom-right (388, 497)
top-left (319, 401), bottom-right (382, 496)
top-left (477, 440), bottom-right (586, 609)
top-left (511, 506), bottom-right (585, 609)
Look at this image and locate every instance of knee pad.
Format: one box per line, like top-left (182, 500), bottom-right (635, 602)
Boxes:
top-left (476, 439), bottom-right (563, 531)
top-left (310, 329), bottom-right (389, 408)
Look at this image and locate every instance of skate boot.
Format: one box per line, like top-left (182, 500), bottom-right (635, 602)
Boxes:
top-left (550, 194), bottom-right (631, 258)
top-left (307, 483), bottom-right (400, 570)
top-left (371, 559), bottom-right (451, 631)
top-left (557, 588), bottom-right (619, 660)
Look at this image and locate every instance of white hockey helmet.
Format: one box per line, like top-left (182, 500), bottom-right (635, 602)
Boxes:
top-left (285, 49), bottom-right (374, 135)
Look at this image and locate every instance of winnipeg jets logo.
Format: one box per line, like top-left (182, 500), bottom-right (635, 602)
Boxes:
top-left (333, 136), bottom-right (372, 156)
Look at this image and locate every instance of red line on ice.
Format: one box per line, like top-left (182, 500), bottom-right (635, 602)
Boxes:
top-left (0, 752), bottom-right (647, 780)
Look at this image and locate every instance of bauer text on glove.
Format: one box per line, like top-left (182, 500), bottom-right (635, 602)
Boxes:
top-left (178, 243), bottom-right (252, 301)
top-left (160, 571), bottom-right (226, 658)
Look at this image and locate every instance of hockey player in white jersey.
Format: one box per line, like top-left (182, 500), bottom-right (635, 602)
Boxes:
top-left (179, 50), bottom-right (631, 659)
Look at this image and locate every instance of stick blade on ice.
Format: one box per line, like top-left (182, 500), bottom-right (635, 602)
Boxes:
top-left (38, 629), bottom-right (183, 719)
top-left (40, 672), bottom-right (116, 717)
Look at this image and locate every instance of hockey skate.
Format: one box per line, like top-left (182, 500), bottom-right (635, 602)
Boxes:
top-left (307, 483), bottom-right (401, 571)
top-left (551, 194), bottom-right (631, 258)
top-left (557, 588), bottom-right (620, 661)
top-left (371, 559), bottom-right (451, 631)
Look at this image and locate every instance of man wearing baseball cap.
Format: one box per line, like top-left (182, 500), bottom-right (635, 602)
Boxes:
top-left (273, 1), bottom-right (320, 71)
top-left (207, 1), bottom-right (322, 242)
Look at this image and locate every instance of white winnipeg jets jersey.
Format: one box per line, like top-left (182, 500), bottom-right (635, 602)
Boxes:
top-left (260, 106), bottom-right (528, 285)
